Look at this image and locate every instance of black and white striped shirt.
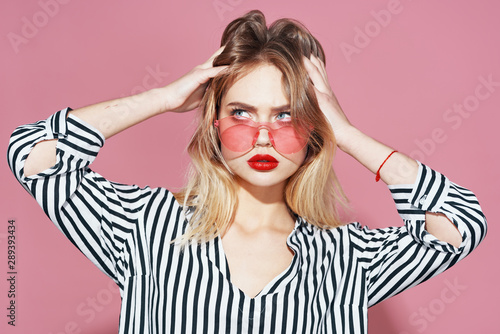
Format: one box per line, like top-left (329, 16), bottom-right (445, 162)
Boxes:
top-left (8, 108), bottom-right (487, 334)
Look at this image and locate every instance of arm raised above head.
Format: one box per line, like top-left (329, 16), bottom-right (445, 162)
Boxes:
top-left (303, 54), bottom-right (482, 247)
top-left (21, 47), bottom-right (228, 177)
top-left (7, 107), bottom-right (163, 287)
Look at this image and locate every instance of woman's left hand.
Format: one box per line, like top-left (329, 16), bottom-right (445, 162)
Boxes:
top-left (304, 55), bottom-right (421, 186)
top-left (303, 55), bottom-right (354, 151)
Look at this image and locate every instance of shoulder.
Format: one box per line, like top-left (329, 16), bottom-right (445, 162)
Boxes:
top-left (297, 217), bottom-right (361, 237)
top-left (294, 217), bottom-right (361, 250)
top-left (87, 172), bottom-right (187, 234)
top-left (133, 184), bottom-right (190, 238)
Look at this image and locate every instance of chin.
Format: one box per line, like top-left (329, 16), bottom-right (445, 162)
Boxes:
top-left (236, 173), bottom-right (290, 189)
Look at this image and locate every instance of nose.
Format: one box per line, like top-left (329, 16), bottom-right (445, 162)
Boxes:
top-left (252, 128), bottom-right (274, 148)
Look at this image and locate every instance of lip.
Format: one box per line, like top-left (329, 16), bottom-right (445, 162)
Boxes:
top-left (247, 154), bottom-right (279, 171)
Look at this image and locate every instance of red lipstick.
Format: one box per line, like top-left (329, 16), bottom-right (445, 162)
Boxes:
top-left (247, 154), bottom-right (279, 171)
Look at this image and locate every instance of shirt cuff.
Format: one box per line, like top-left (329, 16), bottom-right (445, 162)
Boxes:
top-left (388, 162), bottom-right (450, 220)
top-left (388, 162), bottom-right (460, 253)
top-left (56, 108), bottom-right (105, 160)
top-left (23, 107), bottom-right (105, 181)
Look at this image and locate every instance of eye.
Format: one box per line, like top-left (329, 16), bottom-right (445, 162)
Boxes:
top-left (230, 108), bottom-right (251, 118)
top-left (275, 112), bottom-right (292, 121)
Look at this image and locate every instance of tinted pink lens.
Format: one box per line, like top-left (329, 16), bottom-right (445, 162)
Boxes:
top-left (220, 123), bottom-right (256, 152)
top-left (216, 117), bottom-right (309, 154)
top-left (271, 125), bottom-right (308, 154)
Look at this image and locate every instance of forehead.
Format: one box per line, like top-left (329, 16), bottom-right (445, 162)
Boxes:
top-left (221, 64), bottom-right (289, 107)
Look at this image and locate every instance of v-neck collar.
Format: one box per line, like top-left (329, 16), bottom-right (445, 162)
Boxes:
top-left (205, 217), bottom-right (306, 300)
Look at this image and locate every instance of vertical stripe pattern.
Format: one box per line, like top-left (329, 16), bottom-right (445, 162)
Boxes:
top-left (7, 109), bottom-right (487, 333)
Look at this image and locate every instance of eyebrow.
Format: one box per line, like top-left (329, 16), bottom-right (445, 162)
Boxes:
top-left (225, 102), bottom-right (290, 112)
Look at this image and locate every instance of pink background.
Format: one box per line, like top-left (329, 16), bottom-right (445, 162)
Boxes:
top-left (1, 0), bottom-right (498, 333)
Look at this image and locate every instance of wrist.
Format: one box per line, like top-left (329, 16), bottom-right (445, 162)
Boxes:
top-left (334, 125), bottom-right (363, 154)
top-left (146, 87), bottom-right (171, 115)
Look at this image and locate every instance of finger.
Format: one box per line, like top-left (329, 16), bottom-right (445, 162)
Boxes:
top-left (196, 65), bottom-right (229, 84)
top-left (309, 54), bottom-right (326, 70)
top-left (309, 84), bottom-right (333, 118)
top-left (308, 55), bottom-right (332, 94)
top-left (309, 55), bottom-right (329, 83)
top-left (303, 56), bottom-right (330, 94)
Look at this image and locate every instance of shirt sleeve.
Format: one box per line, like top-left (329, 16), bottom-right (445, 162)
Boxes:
top-left (7, 108), bottom-right (153, 291)
top-left (348, 162), bottom-right (487, 307)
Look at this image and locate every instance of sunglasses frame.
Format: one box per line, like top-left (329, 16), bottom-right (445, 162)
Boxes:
top-left (214, 115), bottom-right (312, 155)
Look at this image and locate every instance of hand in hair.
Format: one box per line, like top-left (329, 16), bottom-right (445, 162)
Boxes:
top-left (303, 55), bottom-right (353, 151)
top-left (23, 48), bottom-right (228, 178)
top-left (162, 47), bottom-right (228, 113)
top-left (304, 54), bottom-right (420, 187)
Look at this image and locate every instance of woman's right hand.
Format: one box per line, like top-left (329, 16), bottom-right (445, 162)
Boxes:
top-left (162, 47), bottom-right (228, 113)
top-left (24, 47), bottom-right (228, 177)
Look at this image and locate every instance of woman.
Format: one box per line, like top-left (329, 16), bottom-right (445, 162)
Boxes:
top-left (7, 10), bottom-right (486, 334)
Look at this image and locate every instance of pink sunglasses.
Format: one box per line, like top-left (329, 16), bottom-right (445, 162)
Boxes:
top-left (214, 116), bottom-right (311, 154)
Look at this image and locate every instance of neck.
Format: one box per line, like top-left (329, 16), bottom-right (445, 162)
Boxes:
top-left (231, 178), bottom-right (295, 233)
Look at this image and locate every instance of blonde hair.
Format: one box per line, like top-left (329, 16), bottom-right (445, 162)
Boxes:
top-left (174, 10), bottom-right (347, 243)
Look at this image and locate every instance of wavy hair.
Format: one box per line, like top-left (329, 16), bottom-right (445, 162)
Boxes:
top-left (174, 10), bottom-right (347, 244)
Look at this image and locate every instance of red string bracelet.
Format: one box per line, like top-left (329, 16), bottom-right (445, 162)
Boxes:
top-left (375, 150), bottom-right (398, 182)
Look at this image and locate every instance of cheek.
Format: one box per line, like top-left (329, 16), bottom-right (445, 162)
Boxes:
top-left (221, 145), bottom-right (244, 161)
top-left (284, 147), bottom-right (308, 167)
